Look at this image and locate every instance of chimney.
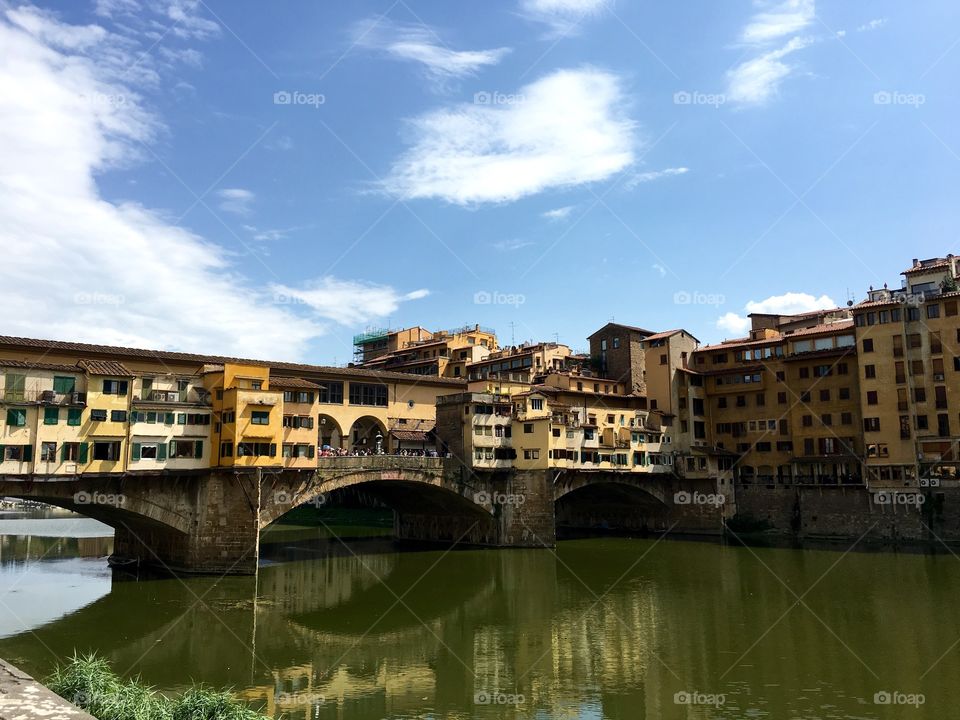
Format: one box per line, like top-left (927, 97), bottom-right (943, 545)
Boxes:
top-left (913, 258), bottom-right (920, 267)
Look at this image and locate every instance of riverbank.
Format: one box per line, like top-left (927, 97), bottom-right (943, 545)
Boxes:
top-left (0, 658), bottom-right (96, 720)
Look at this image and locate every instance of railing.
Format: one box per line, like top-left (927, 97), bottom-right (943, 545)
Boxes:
top-left (0, 390), bottom-right (86, 404)
top-left (315, 455), bottom-right (447, 471)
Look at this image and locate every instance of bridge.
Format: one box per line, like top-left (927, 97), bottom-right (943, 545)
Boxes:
top-left (0, 457), bottom-right (722, 574)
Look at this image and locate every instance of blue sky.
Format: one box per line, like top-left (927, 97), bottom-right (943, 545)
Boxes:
top-left (1, 0), bottom-right (959, 363)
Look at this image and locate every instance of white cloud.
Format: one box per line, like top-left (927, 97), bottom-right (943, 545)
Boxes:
top-left (270, 279), bottom-right (429, 325)
top-left (521, 0), bottom-right (610, 36)
top-left (727, 0), bottom-right (815, 106)
top-left (353, 17), bottom-right (508, 86)
top-left (716, 312), bottom-right (751, 336)
top-left (542, 206), bottom-right (573, 221)
top-left (0, 6), bottom-right (424, 360)
top-left (623, 166), bottom-right (688, 189)
top-left (740, 0), bottom-right (814, 43)
top-left (857, 18), bottom-right (886, 32)
top-left (493, 238), bottom-right (534, 251)
top-left (216, 187), bottom-right (255, 215)
top-left (383, 67), bottom-right (637, 205)
top-left (717, 292), bottom-right (837, 337)
top-left (165, 0), bottom-right (219, 40)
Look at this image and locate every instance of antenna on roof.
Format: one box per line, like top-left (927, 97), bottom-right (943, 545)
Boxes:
top-left (552, 332), bottom-right (559, 344)
top-left (509, 321), bottom-right (516, 346)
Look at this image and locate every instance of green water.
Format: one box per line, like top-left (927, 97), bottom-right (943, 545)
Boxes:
top-left (1, 508), bottom-right (958, 719)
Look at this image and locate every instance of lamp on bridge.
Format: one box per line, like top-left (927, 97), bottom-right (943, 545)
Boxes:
top-left (375, 431), bottom-right (383, 455)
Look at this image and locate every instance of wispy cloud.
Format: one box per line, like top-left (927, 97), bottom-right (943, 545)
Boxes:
top-left (493, 238), bottom-right (535, 251)
top-left (520, 0), bottom-right (610, 37)
top-left (0, 6), bottom-right (424, 359)
top-left (623, 166), bottom-right (688, 189)
top-left (353, 17), bottom-right (509, 87)
top-left (727, 0), bottom-right (815, 106)
top-left (542, 206), bottom-right (574, 221)
top-left (270, 279), bottom-right (429, 325)
top-left (857, 18), bottom-right (886, 32)
top-left (216, 187), bottom-right (255, 215)
top-left (383, 67), bottom-right (637, 205)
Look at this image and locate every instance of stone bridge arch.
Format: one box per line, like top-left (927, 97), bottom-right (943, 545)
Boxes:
top-left (553, 472), bottom-right (671, 506)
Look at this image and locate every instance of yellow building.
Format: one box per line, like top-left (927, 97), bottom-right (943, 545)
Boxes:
top-left (356, 324), bottom-right (498, 378)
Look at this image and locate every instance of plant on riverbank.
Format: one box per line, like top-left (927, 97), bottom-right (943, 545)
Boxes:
top-left (47, 654), bottom-right (268, 720)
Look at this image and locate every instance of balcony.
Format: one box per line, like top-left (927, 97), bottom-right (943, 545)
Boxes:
top-left (134, 389), bottom-right (210, 405)
top-left (0, 389), bottom-right (86, 405)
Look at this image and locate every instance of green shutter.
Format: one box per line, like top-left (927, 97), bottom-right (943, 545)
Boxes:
top-left (118, 380), bottom-right (128, 396)
top-left (78, 443), bottom-right (88, 464)
top-left (177, 413), bottom-right (186, 425)
top-left (157, 443), bottom-right (167, 461)
top-left (132, 443), bottom-right (141, 461)
top-left (44, 407), bottom-right (59, 425)
top-left (22, 445), bottom-right (32, 462)
top-left (61, 444), bottom-right (68, 462)
top-left (165, 412), bottom-right (175, 424)
top-left (269, 443), bottom-right (277, 457)
top-left (194, 440), bottom-right (203, 459)
top-left (67, 408), bottom-right (82, 426)
top-left (307, 445), bottom-right (315, 459)
top-left (53, 376), bottom-right (75, 394)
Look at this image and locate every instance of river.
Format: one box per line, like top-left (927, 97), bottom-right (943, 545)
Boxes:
top-left (0, 505), bottom-right (958, 719)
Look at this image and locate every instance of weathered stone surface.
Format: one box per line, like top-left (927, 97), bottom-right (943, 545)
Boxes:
top-left (0, 658), bottom-right (97, 720)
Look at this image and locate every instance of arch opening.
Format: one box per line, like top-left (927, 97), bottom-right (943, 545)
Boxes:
top-left (347, 416), bottom-right (389, 454)
top-left (555, 480), bottom-right (669, 538)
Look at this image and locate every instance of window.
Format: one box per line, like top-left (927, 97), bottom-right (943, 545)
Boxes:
top-left (692, 398), bottom-right (704, 415)
top-left (170, 440), bottom-right (202, 459)
top-left (90, 409), bottom-right (108, 422)
top-left (111, 410), bottom-right (127, 422)
top-left (186, 413), bottom-right (210, 425)
top-left (6, 409), bottom-right (26, 426)
top-left (660, 354), bottom-right (667, 365)
top-left (916, 415), bottom-right (929, 431)
top-left (40, 442), bottom-right (56, 462)
top-left (862, 338), bottom-right (874, 352)
top-left (297, 391), bottom-right (313, 403)
top-left (60, 443), bottom-right (80, 462)
top-left (613, 337), bottom-right (620, 349)
top-left (53, 376), bottom-right (76, 394)
top-left (317, 381), bottom-right (344, 404)
top-left (821, 414), bottom-right (832, 426)
top-left (799, 367), bottom-right (809, 379)
top-left (220, 442), bottom-right (233, 458)
top-left (523, 449), bottom-right (540, 460)
top-left (3, 446), bottom-right (31, 462)
top-left (531, 398), bottom-right (544, 410)
top-left (4, 373), bottom-right (25, 401)
top-left (524, 423), bottom-right (533, 434)
top-left (237, 442), bottom-right (276, 457)
top-left (800, 391), bottom-right (811, 402)
top-left (867, 391), bottom-right (878, 405)
top-left (841, 412), bottom-right (852, 425)
top-left (864, 365), bottom-right (876, 379)
top-left (864, 417), bottom-right (881, 432)
top-left (717, 397), bottom-right (727, 409)
top-left (137, 444), bottom-right (159, 460)
top-left (911, 360), bottom-right (925, 376)
top-left (909, 333), bottom-right (922, 349)
top-left (102, 379), bottom-right (128, 395)
top-left (819, 389), bottom-right (830, 402)
top-left (931, 332), bottom-right (943, 354)
top-left (776, 371), bottom-right (785, 382)
top-left (348, 382), bottom-right (388, 406)
top-left (756, 393), bottom-right (765, 407)
top-left (914, 387), bottom-right (926, 403)
top-left (927, 303), bottom-right (941, 319)
top-left (251, 410), bottom-right (270, 425)
top-left (92, 441), bottom-right (121, 461)
top-left (802, 414), bottom-right (813, 427)
top-left (778, 392), bottom-right (787, 404)
top-left (839, 387), bottom-right (851, 400)
top-left (43, 407), bottom-right (59, 425)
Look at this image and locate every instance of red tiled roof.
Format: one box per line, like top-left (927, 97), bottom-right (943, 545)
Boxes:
top-left (268, 376), bottom-right (320, 389)
top-left (0, 335), bottom-right (464, 386)
top-left (902, 259), bottom-right (954, 275)
top-left (77, 359), bottom-right (133, 376)
top-left (587, 322), bottom-right (654, 339)
top-left (0, 359), bottom-right (81, 373)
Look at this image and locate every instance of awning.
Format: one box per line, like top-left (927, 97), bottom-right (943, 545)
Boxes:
top-left (391, 429), bottom-right (432, 442)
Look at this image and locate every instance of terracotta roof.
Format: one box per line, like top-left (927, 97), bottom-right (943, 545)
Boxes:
top-left (902, 259), bottom-right (954, 275)
top-left (0, 359), bottom-right (81, 373)
top-left (782, 320), bottom-right (854, 337)
top-left (587, 322), bottom-right (654, 339)
top-left (0, 335), bottom-right (464, 387)
top-left (697, 320), bottom-right (854, 352)
top-left (855, 289), bottom-right (960, 309)
top-left (77, 359), bottom-right (134, 376)
top-left (269, 376), bottom-right (320, 390)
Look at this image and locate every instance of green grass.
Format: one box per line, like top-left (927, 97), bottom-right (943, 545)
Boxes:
top-left (46, 654), bottom-right (268, 720)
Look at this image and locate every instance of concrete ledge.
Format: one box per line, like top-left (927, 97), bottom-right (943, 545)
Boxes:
top-left (0, 658), bottom-right (97, 720)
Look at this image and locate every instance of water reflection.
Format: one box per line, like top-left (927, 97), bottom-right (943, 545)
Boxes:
top-left (2, 507), bottom-right (960, 718)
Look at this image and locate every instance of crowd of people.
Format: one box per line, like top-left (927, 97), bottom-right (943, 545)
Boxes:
top-left (315, 446), bottom-right (446, 458)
